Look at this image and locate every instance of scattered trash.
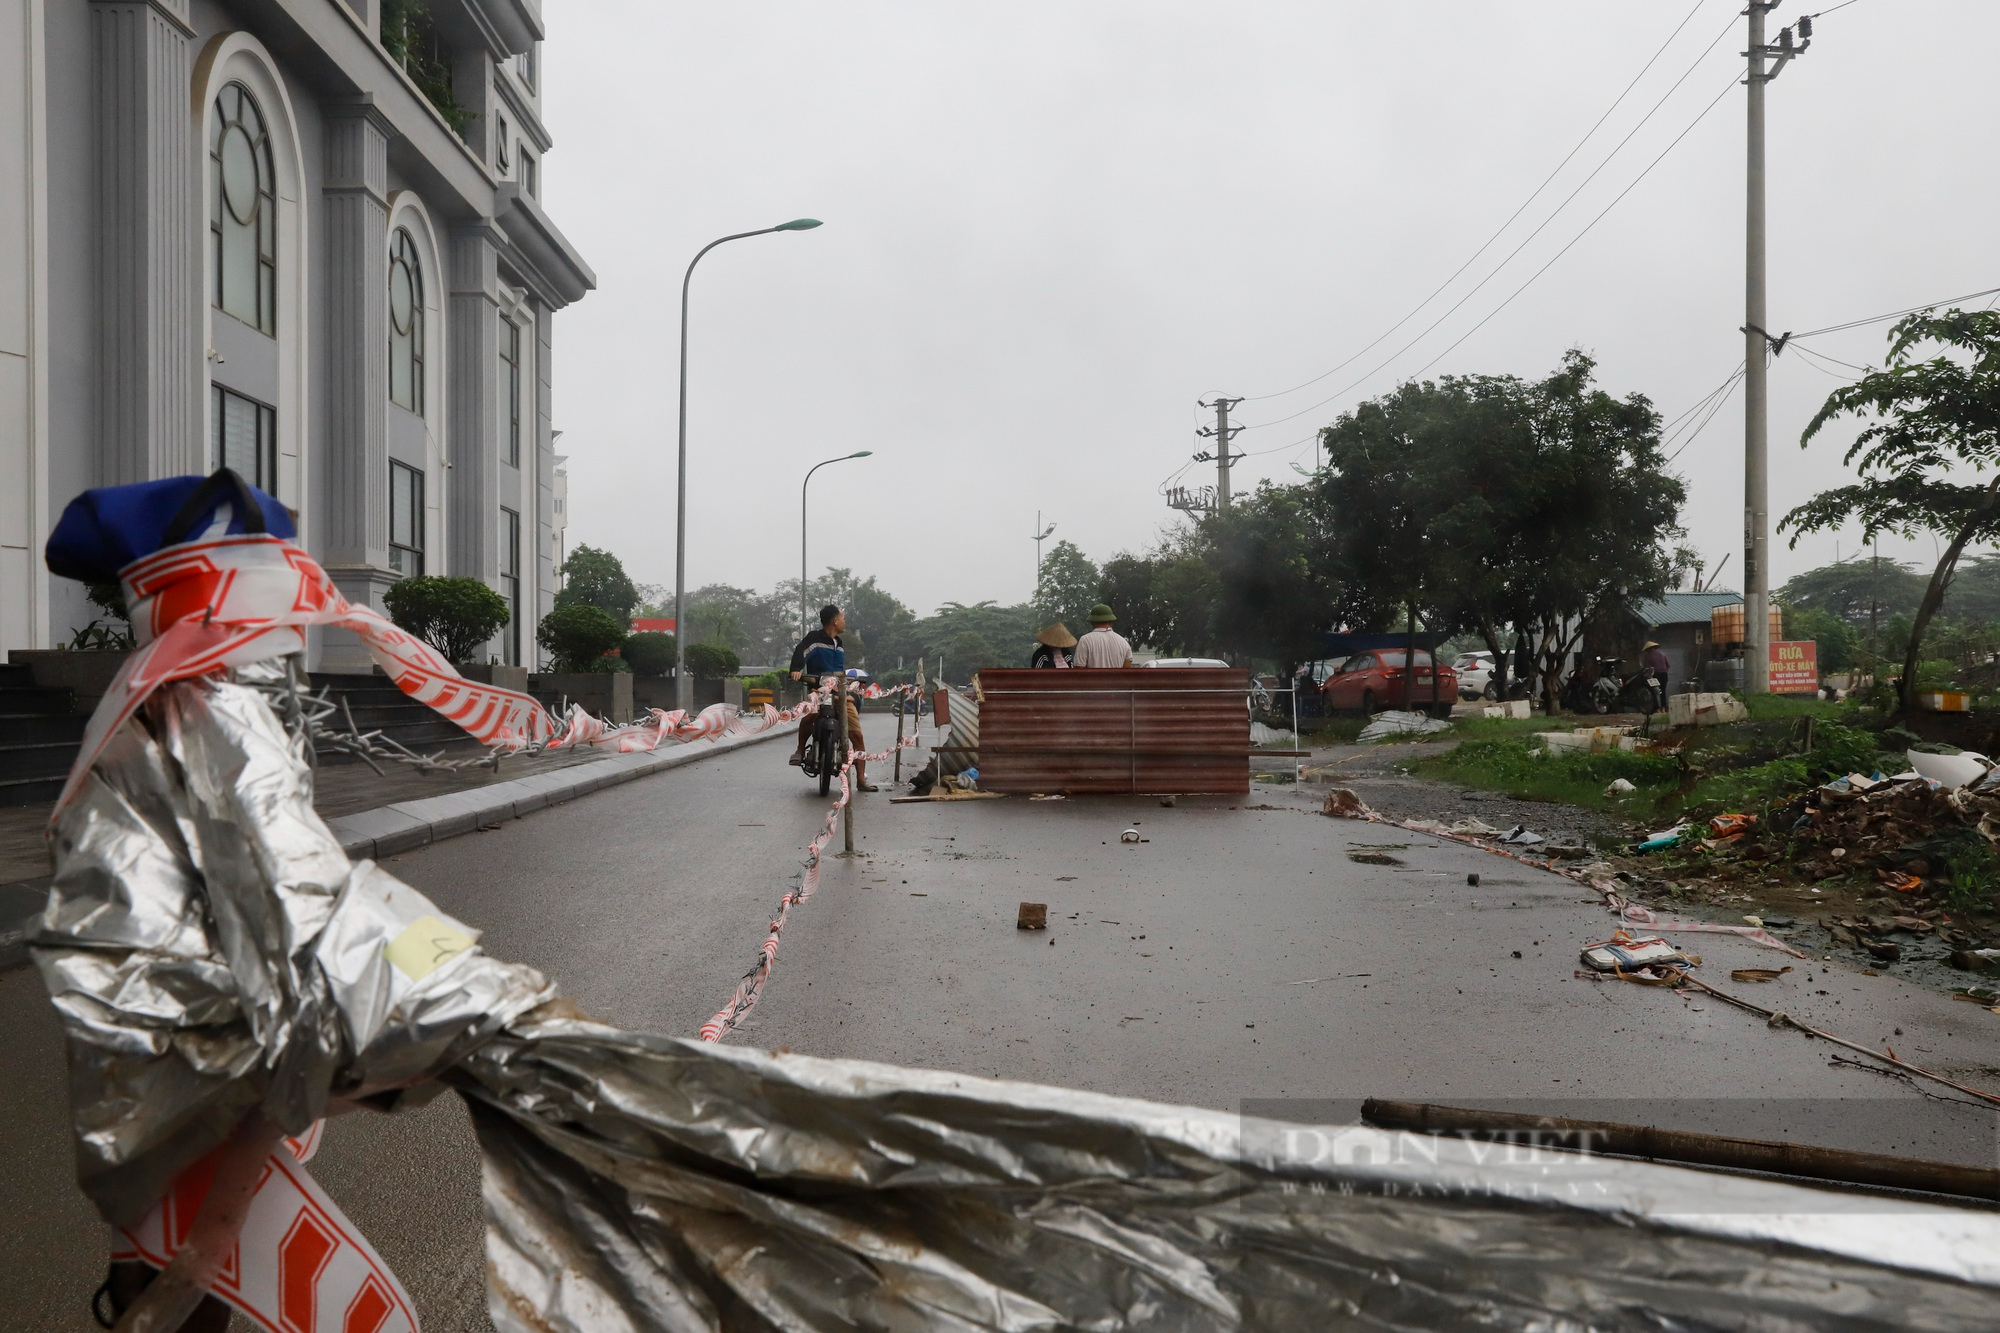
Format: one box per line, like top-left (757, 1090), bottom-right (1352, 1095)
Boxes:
top-left (1603, 778), bottom-right (1637, 796)
top-left (1320, 788), bottom-right (1371, 819)
top-left (1742, 915), bottom-right (1763, 928)
top-left (1017, 903), bottom-right (1048, 931)
top-left (1448, 817), bottom-right (1502, 837)
top-left (1028, 793), bottom-right (1066, 801)
top-left (1708, 813), bottom-right (1756, 842)
top-left (1250, 721), bottom-right (1298, 747)
top-left (1904, 749), bottom-right (1995, 790)
top-left (1951, 948), bottom-right (2000, 975)
top-left (1159, 796), bottom-right (1177, 808)
top-left (1863, 940), bottom-right (1903, 963)
top-left (1481, 700), bottom-right (1531, 719)
top-left (1358, 709), bottom-right (1452, 742)
top-left (1635, 825), bottom-right (1691, 853)
top-left (1731, 967), bottom-right (1794, 983)
top-left (1467, 873), bottom-right (1480, 887)
top-left (1499, 825), bottom-right (1546, 847)
top-left (1348, 849), bottom-right (1404, 866)
top-left (1120, 828), bottom-right (1142, 844)
top-left (1580, 933), bottom-right (1700, 974)
top-left (1666, 692), bottom-right (1748, 727)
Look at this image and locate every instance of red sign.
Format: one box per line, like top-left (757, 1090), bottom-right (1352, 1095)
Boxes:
top-left (631, 617), bottom-right (676, 634)
top-left (1769, 639), bottom-right (1818, 694)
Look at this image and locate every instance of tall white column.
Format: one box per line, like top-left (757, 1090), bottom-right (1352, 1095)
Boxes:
top-left (92, 0), bottom-right (201, 484)
top-left (447, 222), bottom-right (500, 584)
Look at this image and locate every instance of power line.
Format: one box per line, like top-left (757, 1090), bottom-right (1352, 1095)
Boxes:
top-left (1238, 0), bottom-right (1718, 406)
top-left (1665, 365), bottom-right (1745, 464)
top-left (1787, 284), bottom-right (2000, 340)
top-left (1399, 73), bottom-right (1739, 385)
top-left (1238, 10), bottom-right (1740, 431)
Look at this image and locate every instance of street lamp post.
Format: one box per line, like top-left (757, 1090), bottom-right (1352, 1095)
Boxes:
top-left (801, 451), bottom-right (874, 637)
top-left (1032, 513), bottom-right (1055, 602)
top-left (674, 218), bottom-right (822, 712)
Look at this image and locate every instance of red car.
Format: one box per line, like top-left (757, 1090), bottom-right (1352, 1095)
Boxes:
top-left (1321, 650), bottom-right (1457, 717)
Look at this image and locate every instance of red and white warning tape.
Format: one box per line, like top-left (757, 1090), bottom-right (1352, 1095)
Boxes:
top-left (697, 687), bottom-right (926, 1042)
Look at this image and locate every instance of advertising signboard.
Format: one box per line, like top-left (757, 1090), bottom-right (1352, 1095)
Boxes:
top-left (1769, 640), bottom-right (1819, 694)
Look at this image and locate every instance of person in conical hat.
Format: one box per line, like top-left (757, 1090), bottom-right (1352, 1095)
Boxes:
top-left (1030, 622), bottom-right (1077, 668)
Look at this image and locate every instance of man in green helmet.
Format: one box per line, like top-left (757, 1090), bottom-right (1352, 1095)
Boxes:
top-left (1071, 603), bottom-right (1133, 668)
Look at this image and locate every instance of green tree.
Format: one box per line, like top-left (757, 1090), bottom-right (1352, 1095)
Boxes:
top-left (1317, 351), bottom-right (1689, 711)
top-left (1783, 309), bottom-right (2000, 712)
top-left (554, 544), bottom-right (638, 626)
top-left (383, 575), bottom-right (510, 664)
top-left (684, 642), bottom-right (742, 679)
top-left (1777, 558), bottom-right (1927, 628)
top-left (1098, 553), bottom-right (1165, 649)
top-left (622, 631), bottom-right (676, 676)
top-left (1034, 539), bottom-right (1100, 634)
top-left (1200, 484), bottom-right (1334, 670)
top-left (684, 600), bottom-right (748, 654)
top-left (537, 603), bottom-right (628, 672)
top-left (1778, 603), bottom-right (1858, 675)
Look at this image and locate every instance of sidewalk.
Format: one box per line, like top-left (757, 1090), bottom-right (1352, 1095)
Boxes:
top-left (0, 725), bottom-right (791, 969)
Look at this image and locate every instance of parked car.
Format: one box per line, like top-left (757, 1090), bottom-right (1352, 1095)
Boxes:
top-left (1321, 650), bottom-right (1458, 718)
top-left (1142, 657), bottom-right (1269, 709)
top-left (1453, 651), bottom-right (1496, 700)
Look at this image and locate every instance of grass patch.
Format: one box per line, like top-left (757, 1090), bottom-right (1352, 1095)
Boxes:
top-left (1418, 737), bottom-right (1677, 813)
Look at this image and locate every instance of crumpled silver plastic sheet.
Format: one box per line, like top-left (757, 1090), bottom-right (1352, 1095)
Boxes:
top-left (454, 1017), bottom-right (2000, 1332)
top-left (32, 662), bottom-right (551, 1224)
top-left (30, 657), bottom-right (2000, 1330)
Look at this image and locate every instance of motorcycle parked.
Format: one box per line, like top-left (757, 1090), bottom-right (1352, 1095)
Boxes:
top-left (1560, 656), bottom-right (1662, 715)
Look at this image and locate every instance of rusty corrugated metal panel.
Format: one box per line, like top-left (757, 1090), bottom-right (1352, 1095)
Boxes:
top-left (973, 668), bottom-right (1249, 794)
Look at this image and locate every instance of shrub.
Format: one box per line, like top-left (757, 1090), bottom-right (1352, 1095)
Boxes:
top-left (684, 642), bottom-right (741, 680)
top-left (623, 631), bottom-right (676, 676)
top-left (383, 575), bottom-right (509, 664)
top-left (537, 604), bottom-right (628, 672)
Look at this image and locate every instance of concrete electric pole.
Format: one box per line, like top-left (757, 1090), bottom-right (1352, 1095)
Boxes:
top-left (1742, 3), bottom-right (1809, 693)
top-left (1196, 397), bottom-right (1244, 511)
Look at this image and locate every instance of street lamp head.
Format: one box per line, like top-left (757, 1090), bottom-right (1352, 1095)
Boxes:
top-left (849, 450), bottom-right (874, 458)
top-left (774, 218), bottom-right (823, 231)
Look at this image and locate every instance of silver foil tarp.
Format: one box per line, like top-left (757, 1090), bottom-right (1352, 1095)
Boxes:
top-left (28, 659), bottom-right (2000, 1330)
top-left (31, 662), bottom-right (551, 1225)
top-left (453, 1016), bottom-right (2000, 1332)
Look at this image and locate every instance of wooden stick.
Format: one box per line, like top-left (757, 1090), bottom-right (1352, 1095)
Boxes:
top-left (1360, 1098), bottom-right (2000, 1203)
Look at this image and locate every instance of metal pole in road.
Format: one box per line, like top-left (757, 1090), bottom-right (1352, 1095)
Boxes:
top-left (675, 218), bottom-right (823, 713)
top-left (800, 450), bottom-right (873, 636)
top-left (1742, 4), bottom-right (1810, 694)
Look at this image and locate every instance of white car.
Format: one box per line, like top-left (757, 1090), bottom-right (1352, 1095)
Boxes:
top-left (1141, 658), bottom-right (1267, 709)
top-left (1453, 651), bottom-right (1496, 700)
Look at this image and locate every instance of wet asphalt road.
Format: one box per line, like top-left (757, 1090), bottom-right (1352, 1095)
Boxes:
top-left (4, 717), bottom-right (1998, 1331)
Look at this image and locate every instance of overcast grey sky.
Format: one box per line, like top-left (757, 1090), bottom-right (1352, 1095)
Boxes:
top-left (541, 1), bottom-right (1999, 617)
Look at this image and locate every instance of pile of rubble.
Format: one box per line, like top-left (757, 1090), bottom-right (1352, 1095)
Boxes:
top-left (1786, 770), bottom-right (2000, 891)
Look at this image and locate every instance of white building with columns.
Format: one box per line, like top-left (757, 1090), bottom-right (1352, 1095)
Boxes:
top-left (0, 0), bottom-right (592, 670)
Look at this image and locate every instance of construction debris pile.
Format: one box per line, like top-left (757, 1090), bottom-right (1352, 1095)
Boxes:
top-left (1785, 769), bottom-right (2000, 892)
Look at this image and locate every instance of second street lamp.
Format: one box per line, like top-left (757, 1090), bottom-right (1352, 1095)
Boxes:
top-left (674, 218), bottom-right (822, 712)
top-left (802, 451), bottom-right (874, 637)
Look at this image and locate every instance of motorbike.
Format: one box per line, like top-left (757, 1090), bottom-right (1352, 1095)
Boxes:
top-left (798, 668), bottom-right (869, 797)
top-left (1560, 656), bottom-right (1662, 715)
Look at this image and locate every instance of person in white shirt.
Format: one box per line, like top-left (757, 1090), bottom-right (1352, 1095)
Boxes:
top-left (1071, 603), bottom-right (1133, 668)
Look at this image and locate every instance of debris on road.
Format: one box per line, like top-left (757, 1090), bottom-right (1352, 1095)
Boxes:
top-left (1347, 848), bottom-right (1404, 866)
top-left (1017, 903), bottom-right (1048, 930)
top-left (1731, 967), bottom-right (1794, 983)
top-left (1320, 788), bottom-right (1372, 818)
top-left (1604, 778), bottom-right (1637, 796)
top-left (1359, 709), bottom-right (1451, 741)
top-left (1500, 824), bottom-right (1546, 846)
top-left (1580, 932), bottom-right (1700, 974)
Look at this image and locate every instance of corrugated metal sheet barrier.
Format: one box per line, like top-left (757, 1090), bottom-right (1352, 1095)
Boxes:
top-left (975, 667), bottom-right (1249, 794)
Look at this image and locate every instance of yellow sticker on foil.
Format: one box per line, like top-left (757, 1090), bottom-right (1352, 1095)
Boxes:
top-left (384, 915), bottom-right (477, 981)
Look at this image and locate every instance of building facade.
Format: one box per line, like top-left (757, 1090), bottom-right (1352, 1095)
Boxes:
top-left (0, 0), bottom-right (592, 671)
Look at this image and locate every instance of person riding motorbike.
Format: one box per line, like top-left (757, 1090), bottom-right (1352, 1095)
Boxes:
top-left (789, 604), bottom-right (874, 791)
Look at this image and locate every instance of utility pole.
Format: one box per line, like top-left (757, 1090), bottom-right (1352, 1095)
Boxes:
top-left (1742, 3), bottom-right (1810, 694)
top-left (1196, 397), bottom-right (1244, 511)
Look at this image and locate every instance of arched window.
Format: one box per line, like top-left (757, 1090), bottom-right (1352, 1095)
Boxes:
top-left (210, 82), bottom-right (276, 334)
top-left (389, 228), bottom-right (425, 414)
